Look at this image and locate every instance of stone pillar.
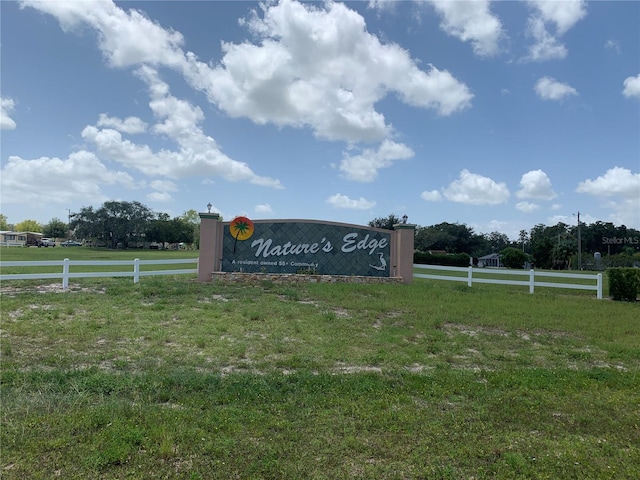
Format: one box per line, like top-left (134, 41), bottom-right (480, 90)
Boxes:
top-left (393, 223), bottom-right (416, 284)
top-left (198, 213), bottom-right (223, 282)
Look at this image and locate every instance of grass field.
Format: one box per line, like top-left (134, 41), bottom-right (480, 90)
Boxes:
top-left (1, 248), bottom-right (639, 479)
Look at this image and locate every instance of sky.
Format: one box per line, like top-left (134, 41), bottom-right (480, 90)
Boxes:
top-left (1, 0), bottom-right (639, 239)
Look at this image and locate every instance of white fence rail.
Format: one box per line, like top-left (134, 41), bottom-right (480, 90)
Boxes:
top-left (0, 258), bottom-right (198, 290)
top-left (414, 264), bottom-right (603, 299)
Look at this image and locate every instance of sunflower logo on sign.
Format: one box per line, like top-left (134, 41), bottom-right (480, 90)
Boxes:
top-left (230, 216), bottom-right (254, 252)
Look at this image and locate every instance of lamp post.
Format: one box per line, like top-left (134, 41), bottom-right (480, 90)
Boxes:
top-left (207, 202), bottom-right (212, 213)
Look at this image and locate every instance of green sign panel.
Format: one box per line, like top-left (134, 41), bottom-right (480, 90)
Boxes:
top-left (222, 221), bottom-right (391, 277)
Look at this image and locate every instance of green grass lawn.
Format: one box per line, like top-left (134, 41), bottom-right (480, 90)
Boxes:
top-left (1, 248), bottom-right (639, 479)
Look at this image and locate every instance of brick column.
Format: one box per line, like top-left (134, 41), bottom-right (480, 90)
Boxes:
top-left (198, 213), bottom-right (223, 282)
top-left (393, 223), bottom-right (416, 284)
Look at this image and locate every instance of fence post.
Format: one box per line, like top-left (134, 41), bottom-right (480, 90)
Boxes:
top-left (134, 258), bottom-right (140, 284)
top-left (63, 258), bottom-right (70, 290)
top-left (467, 266), bottom-right (473, 287)
top-left (597, 273), bottom-right (602, 300)
top-left (529, 269), bottom-right (535, 294)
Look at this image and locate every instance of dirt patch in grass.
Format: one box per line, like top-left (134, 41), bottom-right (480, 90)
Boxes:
top-left (333, 363), bottom-right (382, 374)
top-left (0, 282), bottom-right (106, 295)
top-left (443, 322), bottom-right (510, 338)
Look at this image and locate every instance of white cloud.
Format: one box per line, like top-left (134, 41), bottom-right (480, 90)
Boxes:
top-left (81, 67), bottom-right (283, 189)
top-left (1, 97), bottom-right (17, 130)
top-left (515, 201), bottom-right (539, 213)
top-left (548, 213), bottom-right (598, 227)
top-left (97, 114), bottom-right (147, 134)
top-left (429, 0), bottom-right (504, 57)
top-left (534, 76), bottom-right (578, 101)
top-left (188, 0), bottom-right (473, 143)
top-left (21, 0), bottom-right (186, 69)
top-left (326, 193), bottom-right (376, 210)
top-left (577, 167), bottom-right (640, 229)
top-left (367, 0), bottom-right (397, 11)
top-left (524, 0), bottom-right (587, 62)
top-left (528, 0), bottom-right (587, 34)
top-left (21, 1), bottom-right (284, 191)
top-left (149, 179), bottom-right (177, 192)
top-left (420, 190), bottom-right (443, 202)
top-left (442, 169), bottom-right (510, 205)
top-left (547, 214), bottom-right (571, 225)
top-left (576, 167), bottom-right (640, 198)
top-left (486, 219), bottom-right (508, 232)
top-left (622, 74), bottom-right (640, 99)
top-left (25, 0), bottom-right (472, 178)
top-left (524, 17), bottom-right (567, 61)
top-left (606, 199), bottom-right (640, 229)
top-left (0, 151), bottom-right (134, 205)
top-left (421, 170), bottom-right (510, 205)
top-left (81, 125), bottom-right (156, 172)
top-left (605, 39), bottom-right (621, 54)
top-left (255, 203), bottom-right (273, 214)
top-left (146, 191), bottom-right (172, 202)
top-left (516, 169), bottom-right (557, 200)
top-left (340, 140), bottom-right (414, 182)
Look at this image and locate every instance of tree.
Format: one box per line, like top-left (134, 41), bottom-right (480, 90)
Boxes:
top-left (368, 214), bottom-right (403, 230)
top-left (581, 221), bottom-right (616, 255)
top-left (15, 219), bottom-right (42, 233)
top-left (518, 229), bottom-right (529, 252)
top-left (552, 233), bottom-right (577, 269)
top-left (43, 217), bottom-right (68, 239)
top-left (415, 226), bottom-right (456, 252)
top-left (578, 221), bottom-right (640, 256)
top-left (484, 231), bottom-right (511, 254)
top-left (70, 206), bottom-right (101, 242)
top-left (146, 217), bottom-right (193, 246)
top-left (169, 218), bottom-right (196, 245)
top-left (102, 201), bottom-right (155, 248)
top-left (501, 247), bottom-right (527, 269)
top-left (180, 209), bottom-right (201, 247)
top-left (529, 222), bottom-right (573, 269)
top-left (0, 214), bottom-right (9, 231)
top-left (415, 222), bottom-right (484, 255)
top-left (181, 209), bottom-right (200, 224)
top-left (71, 201), bottom-right (155, 248)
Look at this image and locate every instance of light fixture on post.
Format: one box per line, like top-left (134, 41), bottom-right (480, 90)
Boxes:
top-left (402, 214), bottom-right (408, 224)
top-left (207, 202), bottom-right (212, 213)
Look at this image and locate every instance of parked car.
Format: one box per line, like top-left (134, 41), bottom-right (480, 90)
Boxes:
top-left (38, 238), bottom-right (56, 247)
top-left (61, 240), bottom-right (82, 247)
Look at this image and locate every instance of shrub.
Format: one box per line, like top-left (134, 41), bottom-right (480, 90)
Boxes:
top-left (414, 251), bottom-right (470, 267)
top-left (501, 247), bottom-right (528, 269)
top-left (607, 268), bottom-right (640, 301)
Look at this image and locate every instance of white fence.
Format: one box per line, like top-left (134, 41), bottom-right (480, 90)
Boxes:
top-left (414, 264), bottom-right (603, 299)
top-left (0, 258), bottom-right (198, 290)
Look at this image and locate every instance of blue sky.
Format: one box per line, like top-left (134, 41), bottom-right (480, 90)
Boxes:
top-left (1, 0), bottom-right (639, 239)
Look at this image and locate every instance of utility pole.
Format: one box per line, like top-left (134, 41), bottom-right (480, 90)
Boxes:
top-left (67, 209), bottom-right (71, 239)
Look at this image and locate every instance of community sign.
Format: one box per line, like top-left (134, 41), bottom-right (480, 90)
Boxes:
top-left (221, 219), bottom-right (392, 277)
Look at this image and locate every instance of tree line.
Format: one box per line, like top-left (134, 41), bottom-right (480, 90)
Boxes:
top-left (0, 202), bottom-right (200, 249)
top-left (369, 214), bottom-right (640, 270)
